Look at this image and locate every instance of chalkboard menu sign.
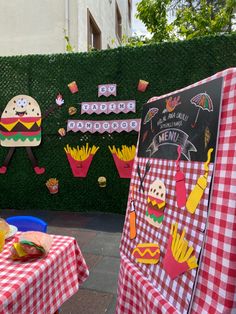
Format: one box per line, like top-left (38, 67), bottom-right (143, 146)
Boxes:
top-left (138, 77), bottom-right (223, 162)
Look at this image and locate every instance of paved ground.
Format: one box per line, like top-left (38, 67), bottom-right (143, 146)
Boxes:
top-left (1, 209), bottom-right (125, 314)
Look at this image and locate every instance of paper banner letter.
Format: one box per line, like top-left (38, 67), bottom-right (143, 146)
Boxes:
top-left (108, 145), bottom-right (136, 178)
top-left (64, 143), bottom-right (99, 177)
top-left (186, 148), bottom-right (213, 214)
top-left (163, 223), bottom-right (198, 279)
top-left (146, 178), bottom-right (165, 228)
top-left (132, 243), bottom-right (160, 264)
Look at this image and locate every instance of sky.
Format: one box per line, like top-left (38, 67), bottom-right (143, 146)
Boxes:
top-left (132, 0), bottom-right (151, 37)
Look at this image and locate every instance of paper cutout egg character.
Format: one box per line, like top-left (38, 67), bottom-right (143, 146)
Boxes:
top-left (0, 95), bottom-right (45, 174)
top-left (146, 179), bottom-right (166, 228)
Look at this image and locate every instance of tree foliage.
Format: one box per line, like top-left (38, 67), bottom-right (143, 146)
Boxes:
top-left (135, 0), bottom-right (236, 42)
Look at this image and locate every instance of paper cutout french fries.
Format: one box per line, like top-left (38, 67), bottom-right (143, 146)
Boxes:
top-left (64, 143), bottom-right (99, 177)
top-left (163, 223), bottom-right (198, 279)
top-left (186, 148), bottom-right (213, 214)
top-left (108, 145), bottom-right (136, 178)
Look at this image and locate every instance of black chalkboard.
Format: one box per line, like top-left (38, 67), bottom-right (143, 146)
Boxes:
top-left (137, 77), bottom-right (223, 162)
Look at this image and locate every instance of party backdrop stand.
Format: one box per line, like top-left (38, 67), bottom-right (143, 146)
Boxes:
top-left (116, 68), bottom-right (236, 313)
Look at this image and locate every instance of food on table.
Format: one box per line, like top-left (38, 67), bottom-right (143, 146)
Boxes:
top-left (132, 243), bottom-right (160, 264)
top-left (0, 218), bottom-right (10, 235)
top-left (146, 179), bottom-right (166, 228)
top-left (0, 230), bottom-right (5, 252)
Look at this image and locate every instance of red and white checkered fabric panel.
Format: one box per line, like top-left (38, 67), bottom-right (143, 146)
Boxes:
top-left (118, 68), bottom-right (236, 313)
top-left (0, 234), bottom-right (89, 313)
top-left (191, 69), bottom-right (236, 313)
top-left (120, 157), bottom-right (213, 314)
top-left (116, 254), bottom-right (178, 314)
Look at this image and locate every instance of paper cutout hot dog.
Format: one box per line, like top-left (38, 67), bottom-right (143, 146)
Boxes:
top-left (132, 243), bottom-right (160, 264)
top-left (186, 148), bottom-right (213, 214)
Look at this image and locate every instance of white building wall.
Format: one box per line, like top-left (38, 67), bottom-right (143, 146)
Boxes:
top-left (0, 0), bottom-right (131, 57)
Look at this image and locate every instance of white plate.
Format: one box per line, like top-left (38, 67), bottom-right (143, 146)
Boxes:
top-left (5, 225), bottom-right (18, 239)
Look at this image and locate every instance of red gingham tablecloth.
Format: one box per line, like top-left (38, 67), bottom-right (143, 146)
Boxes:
top-left (116, 68), bottom-right (236, 314)
top-left (0, 234), bottom-right (89, 314)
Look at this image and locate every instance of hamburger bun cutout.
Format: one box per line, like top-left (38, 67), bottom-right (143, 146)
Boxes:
top-left (132, 243), bottom-right (160, 264)
top-left (0, 95), bottom-right (45, 174)
top-left (146, 179), bottom-right (166, 228)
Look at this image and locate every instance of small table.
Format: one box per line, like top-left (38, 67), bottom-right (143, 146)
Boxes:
top-left (0, 233), bottom-right (89, 314)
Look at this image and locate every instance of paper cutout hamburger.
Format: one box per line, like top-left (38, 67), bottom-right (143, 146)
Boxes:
top-left (0, 95), bottom-right (45, 174)
top-left (146, 179), bottom-right (166, 228)
top-left (132, 243), bottom-right (160, 264)
top-left (0, 95), bottom-right (41, 147)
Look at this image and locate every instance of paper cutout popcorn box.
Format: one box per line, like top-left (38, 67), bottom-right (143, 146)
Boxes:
top-left (68, 81), bottom-right (78, 94)
top-left (137, 79), bottom-right (149, 92)
top-left (108, 145), bottom-right (136, 179)
top-left (146, 179), bottom-right (166, 228)
top-left (46, 178), bottom-right (59, 194)
top-left (64, 144), bottom-right (99, 177)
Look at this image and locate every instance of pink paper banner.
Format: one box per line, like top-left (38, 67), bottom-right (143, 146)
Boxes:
top-left (98, 84), bottom-right (117, 97)
top-left (81, 100), bottom-right (136, 115)
top-left (67, 119), bottom-right (141, 133)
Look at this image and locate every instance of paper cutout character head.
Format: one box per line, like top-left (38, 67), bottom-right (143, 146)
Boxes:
top-left (146, 179), bottom-right (166, 228)
top-left (0, 95), bottom-right (41, 147)
top-left (0, 95), bottom-right (45, 175)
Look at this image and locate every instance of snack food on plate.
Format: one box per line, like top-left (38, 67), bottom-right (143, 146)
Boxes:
top-left (0, 218), bottom-right (10, 235)
top-left (0, 95), bottom-right (41, 147)
top-left (10, 231), bottom-right (53, 260)
top-left (132, 243), bottom-right (160, 264)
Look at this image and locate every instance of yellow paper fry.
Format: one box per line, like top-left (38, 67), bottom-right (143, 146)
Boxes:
top-left (64, 143), bottom-right (99, 161)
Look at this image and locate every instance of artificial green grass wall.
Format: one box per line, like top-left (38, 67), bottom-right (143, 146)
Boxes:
top-left (0, 34), bottom-right (235, 214)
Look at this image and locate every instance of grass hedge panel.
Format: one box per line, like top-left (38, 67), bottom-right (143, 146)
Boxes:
top-left (0, 34), bottom-right (235, 213)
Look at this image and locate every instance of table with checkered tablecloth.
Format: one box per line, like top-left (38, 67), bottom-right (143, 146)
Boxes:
top-left (116, 68), bottom-right (236, 314)
top-left (0, 234), bottom-right (89, 314)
